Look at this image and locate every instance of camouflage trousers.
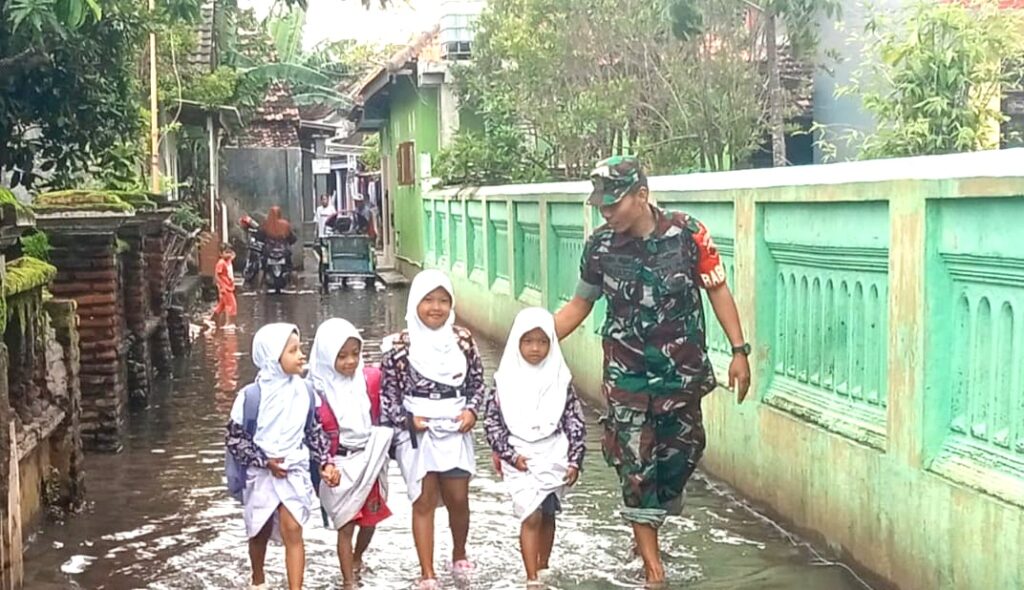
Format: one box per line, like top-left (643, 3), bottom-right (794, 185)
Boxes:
top-left (600, 394), bottom-right (706, 528)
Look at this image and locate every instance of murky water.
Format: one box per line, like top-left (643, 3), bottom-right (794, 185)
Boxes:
top-left (24, 286), bottom-right (870, 589)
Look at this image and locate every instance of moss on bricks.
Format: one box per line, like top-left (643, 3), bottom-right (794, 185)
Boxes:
top-left (32, 190), bottom-right (135, 214)
top-left (108, 191), bottom-right (158, 211)
top-left (4, 256), bottom-right (57, 298)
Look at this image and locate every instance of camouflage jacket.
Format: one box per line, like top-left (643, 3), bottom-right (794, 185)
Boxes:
top-left (576, 206), bottom-right (725, 413)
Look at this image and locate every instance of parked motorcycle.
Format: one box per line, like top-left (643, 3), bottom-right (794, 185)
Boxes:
top-left (239, 216), bottom-right (265, 288)
top-left (263, 239), bottom-right (291, 294)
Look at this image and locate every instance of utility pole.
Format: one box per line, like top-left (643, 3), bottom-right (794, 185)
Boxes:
top-left (149, 0), bottom-right (160, 193)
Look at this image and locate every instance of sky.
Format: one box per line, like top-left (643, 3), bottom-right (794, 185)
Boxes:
top-left (238, 0), bottom-right (444, 49)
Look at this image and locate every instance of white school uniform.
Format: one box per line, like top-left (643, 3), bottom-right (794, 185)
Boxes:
top-left (494, 308), bottom-right (573, 521)
top-left (230, 323), bottom-right (316, 541)
top-left (391, 270), bottom-right (476, 503)
top-left (308, 318), bottom-right (393, 529)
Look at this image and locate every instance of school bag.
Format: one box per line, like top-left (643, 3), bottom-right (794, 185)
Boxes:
top-left (224, 381), bottom-right (318, 503)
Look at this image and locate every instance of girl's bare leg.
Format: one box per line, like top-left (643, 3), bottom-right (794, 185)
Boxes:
top-left (337, 522), bottom-right (357, 587)
top-left (519, 511), bottom-right (542, 581)
top-left (278, 505), bottom-right (306, 590)
top-left (538, 513), bottom-right (557, 570)
top-left (439, 476), bottom-right (470, 563)
top-left (412, 474), bottom-right (441, 580)
top-left (248, 516), bottom-right (275, 585)
top-left (353, 525), bottom-right (376, 573)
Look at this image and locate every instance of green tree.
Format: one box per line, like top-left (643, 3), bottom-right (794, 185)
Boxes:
top-left (1, 0), bottom-right (151, 188)
top-left (639, 0), bottom-right (767, 172)
top-left (227, 6), bottom-right (399, 111)
top-left (436, 66), bottom-right (550, 185)
top-left (669, 0), bottom-right (840, 167)
top-left (460, 0), bottom-right (793, 177)
top-left (359, 134), bottom-right (381, 171)
top-left (466, 0), bottom-right (663, 177)
top-left (840, 0), bottom-right (1024, 159)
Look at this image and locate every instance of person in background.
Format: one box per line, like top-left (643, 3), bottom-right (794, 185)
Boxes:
top-left (263, 206), bottom-right (297, 245)
top-left (208, 244), bottom-right (237, 330)
top-left (316, 194), bottom-right (337, 239)
top-left (261, 206), bottom-right (298, 287)
top-left (354, 194), bottom-right (377, 242)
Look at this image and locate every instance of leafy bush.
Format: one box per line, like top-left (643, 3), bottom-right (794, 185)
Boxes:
top-left (170, 203), bottom-right (206, 231)
top-left (20, 231), bottom-right (52, 262)
top-left (838, 0), bottom-right (1024, 159)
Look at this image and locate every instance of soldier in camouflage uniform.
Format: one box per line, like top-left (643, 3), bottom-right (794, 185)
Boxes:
top-left (554, 155), bottom-right (751, 585)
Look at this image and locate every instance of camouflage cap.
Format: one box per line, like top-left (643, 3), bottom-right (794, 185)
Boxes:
top-left (587, 155), bottom-right (644, 207)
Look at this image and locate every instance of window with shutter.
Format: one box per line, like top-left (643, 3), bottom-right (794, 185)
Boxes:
top-left (397, 142), bottom-right (416, 186)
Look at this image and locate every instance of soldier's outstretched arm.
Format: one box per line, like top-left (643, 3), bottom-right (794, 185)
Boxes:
top-left (706, 283), bottom-right (751, 402)
top-left (554, 296), bottom-right (594, 341)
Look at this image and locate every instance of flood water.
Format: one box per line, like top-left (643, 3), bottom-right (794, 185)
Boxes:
top-left (24, 285), bottom-right (872, 589)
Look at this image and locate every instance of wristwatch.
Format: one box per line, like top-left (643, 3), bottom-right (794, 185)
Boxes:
top-left (731, 343), bottom-right (751, 356)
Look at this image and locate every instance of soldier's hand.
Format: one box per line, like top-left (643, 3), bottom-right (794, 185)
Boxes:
top-left (565, 466), bottom-right (580, 487)
top-left (729, 354), bottom-right (751, 403)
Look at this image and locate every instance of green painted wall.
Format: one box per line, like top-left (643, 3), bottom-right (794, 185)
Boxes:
top-left (384, 76), bottom-right (441, 266)
top-left (416, 150), bottom-right (1024, 590)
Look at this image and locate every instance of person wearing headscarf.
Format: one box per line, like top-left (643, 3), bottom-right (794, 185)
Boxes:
top-left (225, 323), bottom-right (337, 590)
top-left (260, 206), bottom-right (298, 287)
top-left (308, 318), bottom-right (393, 588)
top-left (262, 205), bottom-right (296, 243)
top-left (379, 270), bottom-right (485, 590)
top-left (484, 307), bottom-right (586, 585)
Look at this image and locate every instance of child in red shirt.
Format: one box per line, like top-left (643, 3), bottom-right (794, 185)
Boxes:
top-left (210, 244), bottom-right (237, 329)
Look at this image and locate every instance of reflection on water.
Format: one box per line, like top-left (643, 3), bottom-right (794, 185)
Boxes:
top-left (24, 288), bottom-right (869, 589)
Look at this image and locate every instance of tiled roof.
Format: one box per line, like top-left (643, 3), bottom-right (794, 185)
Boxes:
top-left (240, 81), bottom-right (301, 147)
top-left (186, 0), bottom-right (217, 72)
top-left (351, 26), bottom-right (441, 103)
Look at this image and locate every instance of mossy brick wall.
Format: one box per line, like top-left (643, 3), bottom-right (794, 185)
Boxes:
top-left (118, 232), bottom-right (151, 404)
top-left (143, 230), bottom-right (172, 374)
top-left (4, 292), bottom-right (50, 445)
top-left (49, 234), bottom-right (127, 452)
top-left (43, 299), bottom-right (84, 512)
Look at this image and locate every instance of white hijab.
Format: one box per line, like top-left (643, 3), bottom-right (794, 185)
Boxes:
top-left (230, 322), bottom-right (310, 461)
top-left (405, 269), bottom-right (467, 387)
top-left (309, 318), bottom-right (372, 449)
top-left (493, 308), bottom-right (572, 442)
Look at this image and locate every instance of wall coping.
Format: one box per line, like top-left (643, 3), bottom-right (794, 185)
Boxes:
top-left (429, 148), bottom-right (1024, 199)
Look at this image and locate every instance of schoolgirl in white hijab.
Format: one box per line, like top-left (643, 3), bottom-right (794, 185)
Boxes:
top-left (308, 318), bottom-right (393, 587)
top-left (484, 307), bottom-right (587, 585)
top-left (226, 322), bottom-right (336, 590)
top-left (379, 269), bottom-right (485, 589)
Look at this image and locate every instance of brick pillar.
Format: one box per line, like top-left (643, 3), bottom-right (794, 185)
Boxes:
top-left (43, 299), bottom-right (83, 510)
top-left (119, 233), bottom-right (151, 404)
top-left (167, 305), bottom-right (191, 358)
top-left (50, 234), bottom-right (127, 453)
top-left (143, 230), bottom-right (172, 375)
